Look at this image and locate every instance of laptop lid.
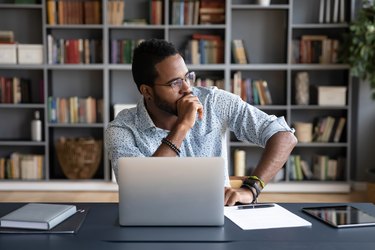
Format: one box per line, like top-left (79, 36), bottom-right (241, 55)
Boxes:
top-left (118, 157), bottom-right (225, 226)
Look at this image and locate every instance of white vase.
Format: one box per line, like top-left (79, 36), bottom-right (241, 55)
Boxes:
top-left (257, 0), bottom-right (271, 6)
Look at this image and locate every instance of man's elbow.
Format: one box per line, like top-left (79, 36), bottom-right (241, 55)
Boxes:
top-left (271, 131), bottom-right (298, 149)
top-left (285, 131), bottom-right (298, 149)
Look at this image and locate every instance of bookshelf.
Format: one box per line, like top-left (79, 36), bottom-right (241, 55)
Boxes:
top-left (0, 0), bottom-right (354, 192)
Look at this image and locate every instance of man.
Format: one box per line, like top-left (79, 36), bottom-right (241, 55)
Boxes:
top-left (105, 39), bottom-right (297, 206)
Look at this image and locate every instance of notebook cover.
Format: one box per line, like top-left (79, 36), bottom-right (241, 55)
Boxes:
top-left (0, 205), bottom-right (89, 234)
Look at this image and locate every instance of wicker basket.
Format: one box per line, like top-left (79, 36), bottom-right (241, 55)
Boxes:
top-left (55, 138), bottom-right (102, 179)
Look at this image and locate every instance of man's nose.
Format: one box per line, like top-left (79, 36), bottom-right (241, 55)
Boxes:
top-left (179, 79), bottom-right (191, 94)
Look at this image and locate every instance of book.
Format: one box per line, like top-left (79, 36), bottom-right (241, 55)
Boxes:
top-left (325, 0), bottom-right (331, 23)
top-left (0, 205), bottom-right (89, 234)
top-left (333, 0), bottom-right (339, 23)
top-left (333, 117), bottom-right (346, 143)
top-left (231, 39), bottom-right (248, 64)
top-left (0, 203), bottom-right (76, 230)
top-left (319, 0), bottom-right (325, 23)
top-left (339, 0), bottom-right (345, 23)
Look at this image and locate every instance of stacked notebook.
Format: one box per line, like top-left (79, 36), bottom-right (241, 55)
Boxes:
top-left (0, 203), bottom-right (88, 234)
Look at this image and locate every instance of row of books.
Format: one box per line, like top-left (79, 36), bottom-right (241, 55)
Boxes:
top-left (313, 116), bottom-right (346, 143)
top-left (291, 35), bottom-right (339, 64)
top-left (194, 77), bottom-right (224, 90)
top-left (232, 71), bottom-right (273, 105)
top-left (110, 39), bottom-right (143, 64)
top-left (0, 153), bottom-right (44, 180)
top-left (319, 0), bottom-right (346, 24)
top-left (183, 34), bottom-right (224, 64)
top-left (0, 77), bottom-right (32, 104)
top-left (48, 96), bottom-right (103, 124)
top-left (47, 0), bottom-right (102, 25)
top-left (171, 0), bottom-right (224, 25)
top-left (289, 154), bottom-right (345, 181)
top-left (47, 35), bottom-right (103, 64)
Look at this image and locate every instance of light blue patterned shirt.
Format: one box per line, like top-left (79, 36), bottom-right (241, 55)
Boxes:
top-left (105, 86), bottom-right (294, 186)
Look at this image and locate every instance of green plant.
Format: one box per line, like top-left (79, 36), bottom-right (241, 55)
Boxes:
top-left (341, 1), bottom-right (375, 99)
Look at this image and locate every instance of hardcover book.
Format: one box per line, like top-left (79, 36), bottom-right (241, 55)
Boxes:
top-left (0, 203), bottom-right (77, 230)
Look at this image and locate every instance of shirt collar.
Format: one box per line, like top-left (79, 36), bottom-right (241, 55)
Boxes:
top-left (135, 98), bottom-right (157, 131)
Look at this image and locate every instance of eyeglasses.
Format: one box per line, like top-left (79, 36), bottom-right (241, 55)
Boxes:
top-left (154, 71), bottom-right (196, 91)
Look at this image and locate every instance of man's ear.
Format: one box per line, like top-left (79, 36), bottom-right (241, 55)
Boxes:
top-left (140, 84), bottom-right (153, 100)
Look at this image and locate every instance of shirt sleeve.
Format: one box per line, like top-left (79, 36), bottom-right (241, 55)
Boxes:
top-left (211, 88), bottom-right (294, 147)
top-left (105, 124), bottom-right (144, 182)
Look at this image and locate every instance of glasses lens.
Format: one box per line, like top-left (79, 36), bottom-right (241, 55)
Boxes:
top-left (186, 72), bottom-right (195, 84)
top-left (171, 79), bottom-right (183, 90)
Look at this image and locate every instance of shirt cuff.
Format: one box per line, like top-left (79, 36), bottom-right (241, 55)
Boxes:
top-left (262, 116), bottom-right (295, 146)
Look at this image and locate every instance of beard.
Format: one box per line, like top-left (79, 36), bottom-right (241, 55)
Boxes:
top-left (153, 91), bottom-right (178, 116)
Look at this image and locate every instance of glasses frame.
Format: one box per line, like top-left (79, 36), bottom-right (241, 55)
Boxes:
top-left (154, 71), bottom-right (196, 91)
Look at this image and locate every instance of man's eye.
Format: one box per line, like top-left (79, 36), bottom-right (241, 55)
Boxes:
top-left (171, 80), bottom-right (181, 86)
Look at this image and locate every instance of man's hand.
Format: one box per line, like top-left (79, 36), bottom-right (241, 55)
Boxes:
top-left (224, 187), bottom-right (254, 206)
top-left (176, 93), bottom-right (204, 129)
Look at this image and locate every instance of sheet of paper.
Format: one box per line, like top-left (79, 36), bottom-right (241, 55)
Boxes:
top-left (224, 204), bottom-right (312, 230)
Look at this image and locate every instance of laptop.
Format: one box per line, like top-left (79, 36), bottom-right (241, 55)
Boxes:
top-left (118, 157), bottom-right (225, 226)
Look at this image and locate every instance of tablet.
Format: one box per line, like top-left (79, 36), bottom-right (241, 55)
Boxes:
top-left (302, 205), bottom-right (375, 228)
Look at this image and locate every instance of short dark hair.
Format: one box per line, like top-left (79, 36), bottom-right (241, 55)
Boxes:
top-left (132, 39), bottom-right (179, 92)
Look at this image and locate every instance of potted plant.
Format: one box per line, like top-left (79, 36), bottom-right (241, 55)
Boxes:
top-left (341, 0), bottom-right (375, 99)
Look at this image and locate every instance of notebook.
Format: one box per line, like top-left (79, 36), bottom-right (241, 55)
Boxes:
top-left (0, 203), bottom-right (76, 230)
top-left (118, 157), bottom-right (225, 226)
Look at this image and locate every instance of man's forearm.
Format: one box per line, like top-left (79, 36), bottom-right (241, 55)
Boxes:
top-left (252, 131), bottom-right (297, 184)
top-left (152, 123), bottom-right (190, 156)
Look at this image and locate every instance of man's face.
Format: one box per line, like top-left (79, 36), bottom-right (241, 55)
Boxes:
top-left (152, 54), bottom-right (191, 116)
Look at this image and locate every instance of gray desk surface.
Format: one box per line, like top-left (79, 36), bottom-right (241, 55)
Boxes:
top-left (1, 203), bottom-right (375, 250)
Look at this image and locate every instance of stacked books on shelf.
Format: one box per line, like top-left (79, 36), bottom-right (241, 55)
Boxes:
top-left (231, 39), bottom-right (248, 64)
top-left (289, 155), bottom-right (313, 181)
top-left (170, 0), bottom-right (225, 25)
top-left (312, 116), bottom-right (346, 143)
top-left (47, 35), bottom-right (102, 64)
top-left (291, 35), bottom-right (339, 64)
top-left (0, 30), bottom-right (14, 44)
top-left (110, 39), bottom-right (144, 64)
top-left (0, 31), bottom-right (16, 64)
top-left (48, 96), bottom-right (103, 124)
top-left (184, 33), bottom-right (224, 64)
top-left (46, 0), bottom-right (102, 25)
top-left (312, 155), bottom-right (345, 181)
top-left (0, 77), bottom-right (32, 104)
top-left (289, 154), bottom-right (345, 181)
top-left (0, 153), bottom-right (44, 180)
top-left (232, 71), bottom-right (273, 105)
top-left (194, 77), bottom-right (224, 89)
top-left (199, 0), bottom-right (225, 24)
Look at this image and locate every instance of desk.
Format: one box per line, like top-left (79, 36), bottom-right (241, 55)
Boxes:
top-left (1, 203), bottom-right (375, 250)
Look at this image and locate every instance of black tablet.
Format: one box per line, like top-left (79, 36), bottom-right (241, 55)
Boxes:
top-left (302, 205), bottom-right (375, 228)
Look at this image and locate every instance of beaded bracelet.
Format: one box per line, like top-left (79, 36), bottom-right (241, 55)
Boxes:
top-left (161, 137), bottom-right (181, 157)
top-left (240, 183), bottom-right (258, 204)
top-left (248, 175), bottom-right (265, 189)
top-left (241, 178), bottom-right (262, 203)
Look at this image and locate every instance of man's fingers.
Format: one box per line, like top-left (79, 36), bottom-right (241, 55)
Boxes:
top-left (224, 188), bottom-right (239, 206)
